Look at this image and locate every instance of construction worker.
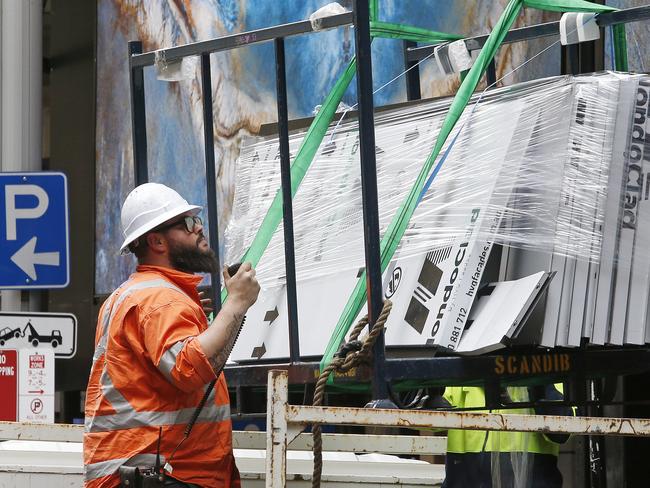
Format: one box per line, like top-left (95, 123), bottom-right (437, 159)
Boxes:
top-left (441, 384), bottom-right (573, 488)
top-left (83, 183), bottom-right (260, 488)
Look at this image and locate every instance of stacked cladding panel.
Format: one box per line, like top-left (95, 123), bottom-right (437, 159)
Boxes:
top-left (224, 72), bottom-right (650, 362)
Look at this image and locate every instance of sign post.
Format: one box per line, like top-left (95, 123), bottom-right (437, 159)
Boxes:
top-left (0, 172), bottom-right (69, 288)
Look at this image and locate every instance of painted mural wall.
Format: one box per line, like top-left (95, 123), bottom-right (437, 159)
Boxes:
top-left (605, 0), bottom-right (650, 71)
top-left (96, 0), bottom-right (645, 294)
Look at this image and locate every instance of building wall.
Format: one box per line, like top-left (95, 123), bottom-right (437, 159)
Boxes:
top-left (47, 0), bottom-right (97, 401)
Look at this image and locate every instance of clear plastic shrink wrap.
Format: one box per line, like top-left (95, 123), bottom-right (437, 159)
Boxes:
top-left (226, 73), bottom-right (641, 288)
top-left (223, 72), bottom-right (650, 358)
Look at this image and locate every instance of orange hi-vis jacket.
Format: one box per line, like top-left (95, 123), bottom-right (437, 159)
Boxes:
top-left (83, 265), bottom-right (240, 488)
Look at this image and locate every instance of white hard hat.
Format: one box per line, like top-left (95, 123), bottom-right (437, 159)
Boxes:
top-left (119, 183), bottom-right (202, 254)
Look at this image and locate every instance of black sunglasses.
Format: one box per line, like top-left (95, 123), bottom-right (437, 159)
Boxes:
top-left (155, 215), bottom-right (202, 233)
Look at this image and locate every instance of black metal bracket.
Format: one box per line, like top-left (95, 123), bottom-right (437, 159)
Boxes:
top-left (130, 13), bottom-right (353, 68)
top-left (407, 6), bottom-right (650, 62)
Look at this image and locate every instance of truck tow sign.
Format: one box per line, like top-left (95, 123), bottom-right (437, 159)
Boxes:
top-left (0, 312), bottom-right (76, 358)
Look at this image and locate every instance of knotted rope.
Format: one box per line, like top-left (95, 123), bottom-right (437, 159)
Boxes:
top-left (311, 299), bottom-right (393, 488)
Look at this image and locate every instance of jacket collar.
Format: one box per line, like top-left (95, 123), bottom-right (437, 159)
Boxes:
top-left (135, 265), bottom-right (203, 301)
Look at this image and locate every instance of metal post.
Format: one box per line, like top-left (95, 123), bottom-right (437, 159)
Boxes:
top-left (486, 59), bottom-right (497, 87)
top-left (274, 37), bottom-right (301, 363)
top-left (1, 0), bottom-right (42, 313)
top-left (352, 0), bottom-right (388, 401)
top-left (266, 370), bottom-right (288, 488)
top-left (578, 40), bottom-right (598, 74)
top-left (588, 379), bottom-right (606, 488)
top-left (561, 44), bottom-right (580, 75)
top-left (128, 41), bottom-right (148, 185)
top-left (1, 0), bottom-right (41, 171)
top-left (200, 53), bottom-right (222, 312)
top-left (403, 40), bottom-right (421, 101)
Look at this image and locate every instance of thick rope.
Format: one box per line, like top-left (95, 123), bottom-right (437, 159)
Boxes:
top-left (311, 299), bottom-right (393, 488)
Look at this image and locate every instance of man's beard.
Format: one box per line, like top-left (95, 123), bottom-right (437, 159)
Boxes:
top-left (168, 236), bottom-right (218, 273)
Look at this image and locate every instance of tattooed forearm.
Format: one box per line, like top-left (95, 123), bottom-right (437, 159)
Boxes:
top-left (207, 354), bottom-right (220, 372)
top-left (208, 310), bottom-right (245, 375)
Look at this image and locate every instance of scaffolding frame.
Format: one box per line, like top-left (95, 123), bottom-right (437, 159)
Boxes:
top-left (124, 3), bottom-right (650, 486)
top-left (129, 0), bottom-right (650, 395)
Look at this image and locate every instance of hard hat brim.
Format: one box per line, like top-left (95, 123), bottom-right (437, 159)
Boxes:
top-left (119, 204), bottom-right (202, 255)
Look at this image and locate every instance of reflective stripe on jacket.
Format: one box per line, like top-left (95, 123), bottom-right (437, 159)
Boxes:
top-left (83, 265), bottom-right (239, 488)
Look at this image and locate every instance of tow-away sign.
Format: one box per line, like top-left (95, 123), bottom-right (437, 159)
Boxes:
top-left (0, 172), bottom-right (70, 288)
top-left (0, 312), bottom-right (77, 358)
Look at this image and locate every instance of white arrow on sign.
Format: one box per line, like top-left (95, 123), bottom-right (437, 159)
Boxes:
top-left (10, 236), bottom-right (60, 280)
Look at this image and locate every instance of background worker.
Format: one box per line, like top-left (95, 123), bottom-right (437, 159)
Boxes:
top-left (83, 183), bottom-right (260, 488)
top-left (441, 384), bottom-right (573, 488)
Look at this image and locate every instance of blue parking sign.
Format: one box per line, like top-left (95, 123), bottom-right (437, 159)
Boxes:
top-left (0, 173), bottom-right (69, 289)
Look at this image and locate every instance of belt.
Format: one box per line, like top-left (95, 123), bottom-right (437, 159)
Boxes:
top-left (163, 477), bottom-right (203, 488)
